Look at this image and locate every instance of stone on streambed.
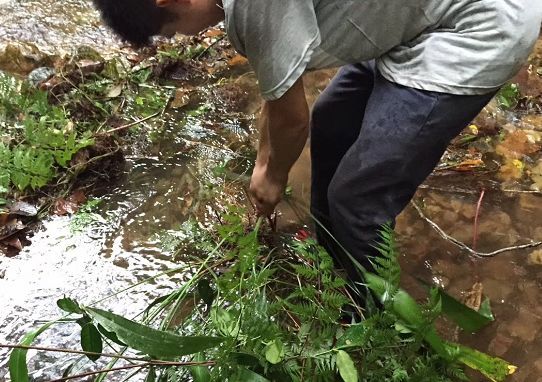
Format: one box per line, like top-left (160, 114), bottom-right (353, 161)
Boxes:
top-left (27, 66), bottom-right (55, 87)
top-left (0, 42), bottom-right (56, 74)
top-left (528, 249), bottom-right (542, 265)
top-left (488, 332), bottom-right (515, 357)
top-left (500, 307), bottom-right (542, 343)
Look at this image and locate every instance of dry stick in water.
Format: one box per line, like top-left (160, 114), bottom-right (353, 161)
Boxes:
top-left (472, 188), bottom-right (486, 251)
top-left (97, 111), bottom-right (162, 136)
top-left (411, 201), bottom-right (542, 257)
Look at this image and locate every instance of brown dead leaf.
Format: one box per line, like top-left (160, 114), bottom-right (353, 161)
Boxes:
top-left (171, 88), bottom-right (192, 109)
top-left (204, 28), bottom-right (224, 38)
top-left (54, 198), bottom-right (78, 216)
top-left (0, 212), bottom-right (9, 227)
top-left (227, 54), bottom-right (248, 67)
top-left (4, 237), bottom-right (23, 251)
top-left (453, 159), bottom-right (485, 172)
top-left (53, 190), bottom-right (88, 215)
top-left (463, 282), bottom-right (483, 311)
top-left (70, 189), bottom-right (87, 205)
top-left (495, 130), bottom-right (541, 159)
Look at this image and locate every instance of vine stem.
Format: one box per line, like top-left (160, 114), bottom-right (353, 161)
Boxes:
top-left (411, 201), bottom-right (542, 257)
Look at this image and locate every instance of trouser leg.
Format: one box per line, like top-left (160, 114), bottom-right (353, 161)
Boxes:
top-left (310, 63), bottom-right (376, 265)
top-left (325, 71), bottom-right (496, 283)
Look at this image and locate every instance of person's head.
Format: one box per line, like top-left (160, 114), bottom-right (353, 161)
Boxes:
top-left (93, 0), bottom-right (224, 46)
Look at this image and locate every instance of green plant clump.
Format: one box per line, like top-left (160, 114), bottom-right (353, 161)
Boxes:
top-left (0, 71), bottom-right (94, 194)
top-left (9, 209), bottom-right (516, 382)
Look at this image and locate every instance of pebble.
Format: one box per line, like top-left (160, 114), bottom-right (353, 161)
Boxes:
top-left (502, 307), bottom-right (541, 342)
top-left (528, 249), bottom-right (542, 266)
top-left (488, 332), bottom-right (514, 357)
top-left (113, 256), bottom-right (129, 269)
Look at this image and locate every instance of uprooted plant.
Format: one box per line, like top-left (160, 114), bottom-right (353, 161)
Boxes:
top-left (6, 207), bottom-right (516, 382)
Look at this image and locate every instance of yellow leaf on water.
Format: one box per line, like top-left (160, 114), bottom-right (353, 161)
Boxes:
top-left (468, 124), bottom-right (479, 135)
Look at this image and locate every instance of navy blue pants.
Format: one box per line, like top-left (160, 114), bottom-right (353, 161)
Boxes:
top-left (310, 62), bottom-right (495, 283)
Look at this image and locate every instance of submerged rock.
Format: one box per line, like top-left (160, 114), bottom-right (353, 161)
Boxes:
top-left (27, 66), bottom-right (55, 86)
top-left (0, 42), bottom-right (56, 74)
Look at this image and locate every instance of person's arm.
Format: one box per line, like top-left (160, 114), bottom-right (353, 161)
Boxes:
top-left (250, 77), bottom-right (309, 216)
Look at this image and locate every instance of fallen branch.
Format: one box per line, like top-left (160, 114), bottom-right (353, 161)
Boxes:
top-left (50, 363), bottom-right (149, 382)
top-left (97, 111), bottom-right (161, 136)
top-left (472, 189), bottom-right (485, 251)
top-left (502, 188), bottom-right (542, 195)
top-left (418, 184), bottom-right (479, 195)
top-left (410, 201), bottom-right (542, 257)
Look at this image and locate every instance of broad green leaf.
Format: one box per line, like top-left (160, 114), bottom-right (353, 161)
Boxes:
top-left (96, 324), bottom-right (126, 347)
top-left (211, 307), bottom-right (240, 337)
top-left (189, 353), bottom-right (211, 382)
top-left (77, 317), bottom-right (103, 362)
top-left (364, 273), bottom-right (450, 359)
top-left (57, 297), bottom-right (84, 314)
top-left (9, 321), bottom-right (56, 382)
top-left (447, 342), bottom-right (517, 382)
top-left (234, 368), bottom-right (270, 382)
top-left (438, 289), bottom-right (494, 333)
top-left (264, 339), bottom-right (284, 365)
top-left (84, 307), bottom-right (224, 358)
top-left (336, 350), bottom-right (358, 382)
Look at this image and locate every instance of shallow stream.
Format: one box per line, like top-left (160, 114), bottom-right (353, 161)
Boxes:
top-left (1, 1), bottom-right (542, 381)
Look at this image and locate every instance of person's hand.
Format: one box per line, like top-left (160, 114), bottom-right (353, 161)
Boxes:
top-left (249, 162), bottom-right (288, 216)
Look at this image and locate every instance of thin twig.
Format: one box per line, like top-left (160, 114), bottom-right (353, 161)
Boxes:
top-left (472, 189), bottom-right (485, 251)
top-left (411, 201), bottom-right (542, 257)
top-left (418, 184), bottom-right (479, 195)
top-left (502, 188), bottom-right (542, 195)
top-left (49, 363), bottom-right (149, 382)
top-left (0, 344), bottom-right (202, 365)
top-left (97, 111), bottom-right (161, 136)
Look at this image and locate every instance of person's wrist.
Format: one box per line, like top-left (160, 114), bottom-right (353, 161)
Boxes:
top-left (265, 162), bottom-right (288, 185)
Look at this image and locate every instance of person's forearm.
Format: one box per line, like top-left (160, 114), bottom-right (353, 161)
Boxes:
top-left (264, 101), bottom-right (309, 182)
top-left (255, 102), bottom-right (271, 167)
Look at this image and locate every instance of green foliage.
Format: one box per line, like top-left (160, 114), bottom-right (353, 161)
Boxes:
top-left (497, 83), bottom-right (520, 110)
top-left (0, 72), bottom-right (94, 193)
top-left (9, 209), bottom-right (516, 382)
top-left (70, 198), bottom-right (106, 233)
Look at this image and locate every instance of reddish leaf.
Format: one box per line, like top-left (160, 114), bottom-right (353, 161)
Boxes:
top-left (5, 237), bottom-right (23, 251)
top-left (53, 198), bottom-right (78, 216)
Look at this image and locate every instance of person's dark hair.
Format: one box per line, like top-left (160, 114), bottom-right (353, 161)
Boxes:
top-left (93, 0), bottom-right (173, 46)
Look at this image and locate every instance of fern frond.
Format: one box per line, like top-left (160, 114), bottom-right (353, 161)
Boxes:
top-left (371, 223), bottom-right (401, 293)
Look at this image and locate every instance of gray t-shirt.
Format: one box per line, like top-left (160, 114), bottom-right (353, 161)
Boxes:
top-left (223, 0), bottom-right (542, 100)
